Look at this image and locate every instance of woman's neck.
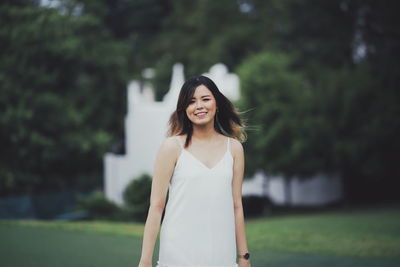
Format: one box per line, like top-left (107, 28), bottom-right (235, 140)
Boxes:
top-left (191, 122), bottom-right (219, 141)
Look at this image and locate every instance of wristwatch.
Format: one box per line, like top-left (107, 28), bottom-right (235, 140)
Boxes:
top-left (237, 252), bottom-right (250, 260)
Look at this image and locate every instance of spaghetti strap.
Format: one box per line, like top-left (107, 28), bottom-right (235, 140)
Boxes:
top-left (227, 137), bottom-right (231, 153)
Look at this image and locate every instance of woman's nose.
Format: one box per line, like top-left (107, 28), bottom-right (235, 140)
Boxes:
top-left (195, 101), bottom-right (204, 109)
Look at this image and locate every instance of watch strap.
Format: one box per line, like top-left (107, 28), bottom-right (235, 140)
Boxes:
top-left (237, 252), bottom-right (250, 260)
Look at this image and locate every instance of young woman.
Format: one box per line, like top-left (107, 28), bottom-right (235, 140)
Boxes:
top-left (138, 75), bottom-right (251, 267)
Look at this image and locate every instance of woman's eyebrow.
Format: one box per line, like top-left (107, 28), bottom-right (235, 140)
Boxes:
top-left (191, 95), bottom-right (211, 99)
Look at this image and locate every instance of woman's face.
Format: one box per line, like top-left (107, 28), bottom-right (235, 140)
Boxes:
top-left (185, 85), bottom-right (217, 126)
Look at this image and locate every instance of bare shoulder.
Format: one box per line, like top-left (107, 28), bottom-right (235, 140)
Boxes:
top-left (153, 136), bottom-right (181, 171)
top-left (159, 136), bottom-right (180, 154)
top-left (230, 137), bottom-right (244, 158)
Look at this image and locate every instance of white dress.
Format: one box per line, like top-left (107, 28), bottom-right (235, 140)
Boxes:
top-left (156, 136), bottom-right (238, 267)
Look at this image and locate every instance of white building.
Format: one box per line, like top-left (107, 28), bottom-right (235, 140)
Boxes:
top-left (104, 63), bottom-right (342, 206)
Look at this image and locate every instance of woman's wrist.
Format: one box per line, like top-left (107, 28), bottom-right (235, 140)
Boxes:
top-left (237, 251), bottom-right (250, 260)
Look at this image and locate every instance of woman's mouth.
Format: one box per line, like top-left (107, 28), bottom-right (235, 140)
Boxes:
top-left (195, 112), bottom-right (207, 118)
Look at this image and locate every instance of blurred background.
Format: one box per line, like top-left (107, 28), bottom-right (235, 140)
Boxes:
top-left (1, 0), bottom-right (399, 266)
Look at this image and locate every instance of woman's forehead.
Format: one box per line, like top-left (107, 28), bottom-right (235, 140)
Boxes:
top-left (192, 85), bottom-right (212, 97)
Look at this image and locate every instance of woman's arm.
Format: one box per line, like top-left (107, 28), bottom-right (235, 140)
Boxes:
top-left (138, 137), bottom-right (178, 266)
top-left (231, 139), bottom-right (251, 266)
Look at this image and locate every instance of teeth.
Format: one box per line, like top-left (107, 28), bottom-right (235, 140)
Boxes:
top-left (196, 112), bottom-right (207, 116)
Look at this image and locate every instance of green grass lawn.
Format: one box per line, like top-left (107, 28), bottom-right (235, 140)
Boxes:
top-left (1, 205), bottom-right (400, 267)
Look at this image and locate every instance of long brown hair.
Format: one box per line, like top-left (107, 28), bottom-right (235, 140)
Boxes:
top-left (167, 75), bottom-right (247, 148)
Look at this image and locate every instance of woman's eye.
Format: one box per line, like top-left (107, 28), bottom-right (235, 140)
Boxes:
top-left (189, 98), bottom-right (209, 104)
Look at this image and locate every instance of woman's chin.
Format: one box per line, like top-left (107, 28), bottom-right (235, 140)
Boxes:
top-left (191, 118), bottom-right (214, 126)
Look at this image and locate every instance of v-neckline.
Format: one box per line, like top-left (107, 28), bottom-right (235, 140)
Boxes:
top-left (183, 149), bottom-right (228, 171)
top-left (178, 136), bottom-right (230, 171)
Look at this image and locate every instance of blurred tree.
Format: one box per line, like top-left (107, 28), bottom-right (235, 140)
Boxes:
top-left (74, 0), bottom-right (171, 80)
top-left (122, 173), bottom-right (152, 222)
top-left (237, 51), bottom-right (311, 203)
top-left (238, 52), bottom-right (399, 203)
top-left (0, 3), bottom-right (128, 195)
top-left (1, 0), bottom-right (399, 203)
top-left (236, 0), bottom-right (400, 202)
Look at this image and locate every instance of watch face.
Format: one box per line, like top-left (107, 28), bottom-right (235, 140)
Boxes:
top-left (244, 253), bottom-right (250, 259)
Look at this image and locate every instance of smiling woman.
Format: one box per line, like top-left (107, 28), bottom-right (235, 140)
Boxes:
top-left (138, 75), bottom-right (250, 267)
top-left (169, 76), bottom-right (246, 148)
top-left (186, 85), bottom-right (217, 126)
